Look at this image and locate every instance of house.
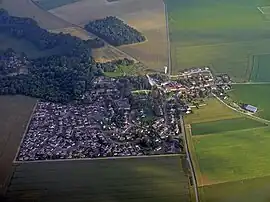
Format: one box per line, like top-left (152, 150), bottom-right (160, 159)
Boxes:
top-left (243, 104), bottom-right (257, 113)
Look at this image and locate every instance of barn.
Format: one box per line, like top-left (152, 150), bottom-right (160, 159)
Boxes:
top-left (243, 104), bottom-right (258, 113)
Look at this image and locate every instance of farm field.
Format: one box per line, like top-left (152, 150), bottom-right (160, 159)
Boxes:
top-left (193, 127), bottom-right (270, 186)
top-left (184, 98), bottom-right (241, 124)
top-left (33, 0), bottom-right (82, 10)
top-left (249, 54), bottom-right (270, 82)
top-left (191, 117), bottom-right (267, 136)
top-left (0, 96), bottom-right (36, 194)
top-left (166, 0), bottom-right (270, 81)
top-left (199, 175), bottom-right (270, 202)
top-left (0, 0), bottom-right (70, 29)
top-left (6, 155), bottom-right (190, 202)
top-left (229, 84), bottom-right (270, 120)
top-left (49, 0), bottom-right (168, 70)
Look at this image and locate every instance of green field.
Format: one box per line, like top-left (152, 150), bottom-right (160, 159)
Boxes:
top-left (167, 0), bottom-right (270, 81)
top-left (249, 54), bottom-right (270, 82)
top-left (104, 65), bottom-right (138, 77)
top-left (34, 0), bottom-right (81, 10)
top-left (7, 156), bottom-right (190, 202)
top-left (193, 127), bottom-right (270, 185)
top-left (199, 175), bottom-right (270, 202)
top-left (184, 98), bottom-right (241, 124)
top-left (229, 84), bottom-right (270, 120)
top-left (191, 117), bottom-right (267, 136)
top-left (0, 96), bottom-right (36, 194)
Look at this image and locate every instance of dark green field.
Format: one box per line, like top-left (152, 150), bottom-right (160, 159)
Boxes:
top-left (6, 156), bottom-right (190, 202)
top-left (249, 54), bottom-right (270, 82)
top-left (229, 84), bottom-right (270, 120)
top-left (0, 96), bottom-right (36, 194)
top-left (199, 175), bottom-right (270, 202)
top-left (167, 0), bottom-right (270, 81)
top-left (0, 34), bottom-right (62, 59)
top-left (191, 117), bottom-right (267, 136)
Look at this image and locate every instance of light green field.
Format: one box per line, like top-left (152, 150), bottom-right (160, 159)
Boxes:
top-left (104, 65), bottom-right (138, 77)
top-left (7, 156), bottom-right (190, 202)
top-left (34, 0), bottom-right (81, 10)
top-left (249, 54), bottom-right (270, 82)
top-left (167, 0), bottom-right (270, 81)
top-left (199, 175), bottom-right (270, 202)
top-left (193, 127), bottom-right (270, 185)
top-left (184, 98), bottom-right (241, 124)
top-left (229, 84), bottom-right (270, 120)
top-left (191, 117), bottom-right (267, 136)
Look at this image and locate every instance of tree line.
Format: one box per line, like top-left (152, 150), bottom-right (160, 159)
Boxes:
top-left (0, 8), bottom-right (104, 56)
top-left (85, 16), bottom-right (146, 46)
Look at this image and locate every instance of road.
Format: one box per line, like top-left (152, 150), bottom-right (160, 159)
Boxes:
top-left (164, 1), bottom-right (172, 76)
top-left (213, 93), bottom-right (270, 124)
top-left (180, 116), bottom-right (200, 202)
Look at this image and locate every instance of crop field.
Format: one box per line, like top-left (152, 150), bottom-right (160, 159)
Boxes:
top-left (229, 84), bottom-right (270, 120)
top-left (199, 175), bottom-right (270, 202)
top-left (0, 96), bottom-right (36, 194)
top-left (193, 127), bottom-right (270, 186)
top-left (6, 155), bottom-right (190, 202)
top-left (191, 117), bottom-right (267, 136)
top-left (184, 98), bottom-right (241, 124)
top-left (49, 0), bottom-right (168, 70)
top-left (1, 0), bottom-right (70, 29)
top-left (33, 0), bottom-right (82, 10)
top-left (249, 54), bottom-right (270, 82)
top-left (166, 0), bottom-right (270, 81)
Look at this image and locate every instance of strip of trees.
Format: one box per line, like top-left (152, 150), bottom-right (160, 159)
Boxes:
top-left (85, 16), bottom-right (146, 46)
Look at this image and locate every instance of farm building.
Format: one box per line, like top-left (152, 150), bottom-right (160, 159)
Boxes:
top-left (242, 104), bottom-right (258, 113)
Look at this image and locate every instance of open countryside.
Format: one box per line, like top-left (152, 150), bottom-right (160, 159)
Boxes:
top-left (6, 156), bottom-right (190, 202)
top-left (229, 84), bottom-right (270, 120)
top-left (0, 96), bottom-right (36, 194)
top-left (167, 0), bottom-right (270, 81)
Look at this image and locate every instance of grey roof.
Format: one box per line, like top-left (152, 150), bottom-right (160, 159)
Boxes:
top-left (244, 104), bottom-right (257, 113)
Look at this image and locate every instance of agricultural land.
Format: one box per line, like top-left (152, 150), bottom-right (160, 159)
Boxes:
top-left (48, 0), bottom-right (168, 70)
top-left (0, 96), bottom-right (36, 194)
top-left (6, 155), bottom-right (190, 202)
top-left (167, 0), bottom-right (270, 81)
top-left (229, 84), bottom-right (270, 120)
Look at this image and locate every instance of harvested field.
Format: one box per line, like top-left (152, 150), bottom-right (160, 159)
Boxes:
top-left (1, 0), bottom-right (70, 29)
top-left (184, 98), bottom-right (241, 124)
top-left (49, 0), bottom-right (168, 70)
top-left (191, 117), bottom-right (267, 136)
top-left (193, 127), bottom-right (270, 185)
top-left (6, 155), bottom-right (190, 202)
top-left (0, 96), bottom-right (36, 194)
top-left (33, 0), bottom-right (82, 10)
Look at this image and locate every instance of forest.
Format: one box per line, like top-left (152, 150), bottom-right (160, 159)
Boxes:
top-left (85, 16), bottom-right (146, 46)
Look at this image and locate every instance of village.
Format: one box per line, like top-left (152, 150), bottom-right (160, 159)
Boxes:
top-left (17, 67), bottom-right (234, 161)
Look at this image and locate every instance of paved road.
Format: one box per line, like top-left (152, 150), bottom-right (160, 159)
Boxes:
top-left (180, 116), bottom-right (200, 202)
top-left (164, 1), bottom-right (172, 75)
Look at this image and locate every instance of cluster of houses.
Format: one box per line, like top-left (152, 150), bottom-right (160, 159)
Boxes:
top-left (17, 77), bottom-right (182, 161)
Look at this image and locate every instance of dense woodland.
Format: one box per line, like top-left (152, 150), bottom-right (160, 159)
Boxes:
top-left (85, 16), bottom-right (146, 46)
top-left (0, 9), bottom-right (104, 54)
top-left (0, 9), bottom-right (143, 103)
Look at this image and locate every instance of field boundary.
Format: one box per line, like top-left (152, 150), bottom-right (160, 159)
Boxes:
top-left (181, 117), bottom-right (200, 202)
top-left (164, 0), bottom-right (171, 75)
top-left (212, 93), bottom-right (270, 124)
top-left (13, 100), bottom-right (38, 163)
top-left (13, 153), bottom-right (183, 164)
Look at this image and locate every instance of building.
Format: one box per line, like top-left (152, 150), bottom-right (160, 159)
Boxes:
top-left (243, 104), bottom-right (257, 113)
